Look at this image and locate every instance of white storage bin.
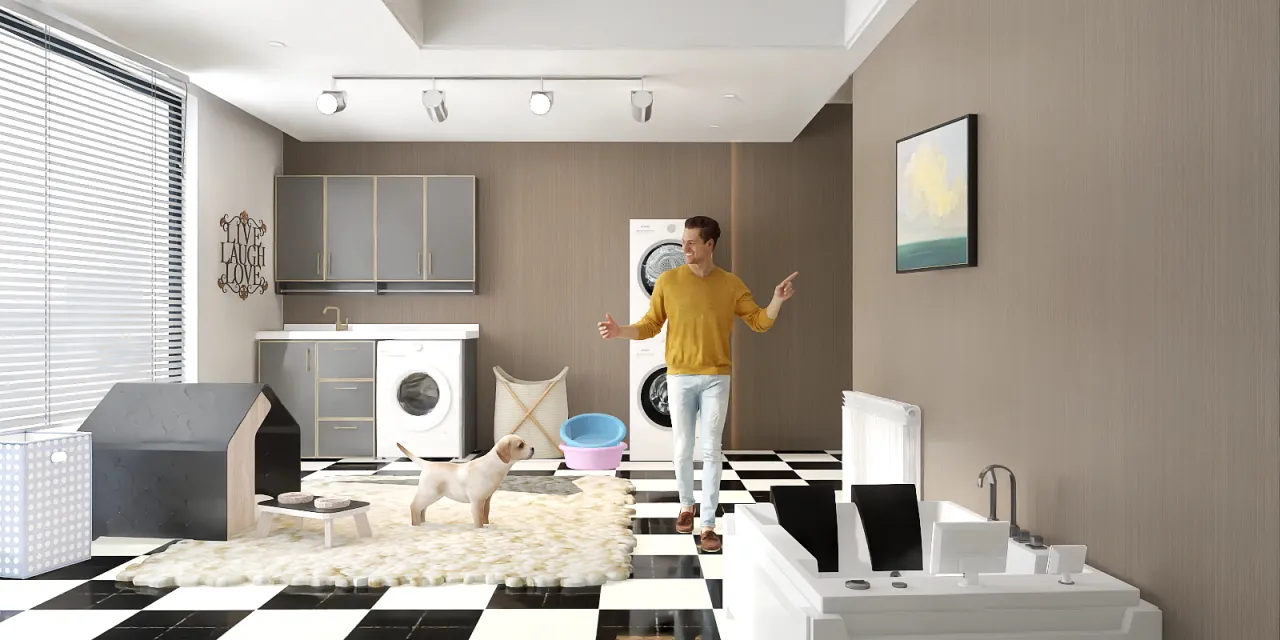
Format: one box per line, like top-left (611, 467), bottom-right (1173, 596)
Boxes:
top-left (0, 430), bottom-right (92, 578)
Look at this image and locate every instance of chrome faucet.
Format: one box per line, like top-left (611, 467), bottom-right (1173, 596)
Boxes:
top-left (322, 305), bottom-right (348, 331)
top-left (978, 464), bottom-right (1022, 539)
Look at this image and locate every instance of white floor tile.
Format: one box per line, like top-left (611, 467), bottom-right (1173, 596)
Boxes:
top-left (301, 461), bottom-right (332, 471)
top-left (598, 578), bottom-right (713, 610)
top-left (220, 610), bottom-right (367, 640)
top-left (632, 534), bottom-right (698, 556)
top-left (796, 469), bottom-right (843, 481)
top-left (630, 502), bottom-right (681, 519)
top-left (146, 585), bottom-right (285, 610)
top-left (0, 580), bottom-right (85, 609)
top-left (741, 478), bottom-right (809, 492)
top-left (630, 478), bottom-right (679, 492)
top-left (512, 459), bottom-right (562, 471)
top-left (372, 584), bottom-right (497, 610)
top-left (554, 468), bottom-right (616, 476)
top-left (695, 490), bottom-right (754, 504)
top-left (727, 450), bottom-right (775, 455)
top-left (470, 609), bottom-right (598, 640)
top-left (698, 554), bottom-right (724, 579)
top-left (0, 610), bottom-right (135, 640)
top-left (305, 470), bottom-right (377, 477)
top-left (93, 559), bottom-right (144, 581)
top-left (91, 537), bottom-right (174, 557)
top-left (377, 460), bottom-right (421, 472)
top-left (617, 461), bottom-right (674, 471)
top-left (727, 461), bottom-right (792, 471)
top-left (338, 457), bottom-right (385, 463)
top-left (777, 453), bottom-right (839, 463)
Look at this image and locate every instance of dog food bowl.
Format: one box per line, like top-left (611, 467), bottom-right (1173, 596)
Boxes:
top-left (560, 413), bottom-right (627, 448)
top-left (559, 442), bottom-right (627, 471)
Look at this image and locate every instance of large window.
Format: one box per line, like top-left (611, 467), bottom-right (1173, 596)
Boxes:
top-left (0, 9), bottom-right (186, 432)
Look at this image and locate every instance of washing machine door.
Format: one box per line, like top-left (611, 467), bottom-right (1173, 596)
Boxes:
top-left (639, 365), bottom-right (671, 429)
top-left (637, 240), bottom-right (684, 297)
top-left (391, 363), bottom-right (453, 431)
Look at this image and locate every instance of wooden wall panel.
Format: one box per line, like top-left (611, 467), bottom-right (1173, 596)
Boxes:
top-left (850, 2), bottom-right (1280, 639)
top-left (731, 105), bottom-right (853, 450)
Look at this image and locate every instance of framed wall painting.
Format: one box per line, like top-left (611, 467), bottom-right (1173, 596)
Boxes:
top-left (895, 114), bottom-right (978, 273)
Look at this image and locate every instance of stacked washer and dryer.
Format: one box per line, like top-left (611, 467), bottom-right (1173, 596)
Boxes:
top-left (628, 219), bottom-right (701, 461)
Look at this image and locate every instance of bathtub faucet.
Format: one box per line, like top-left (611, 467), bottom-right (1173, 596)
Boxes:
top-left (977, 464), bottom-right (1020, 538)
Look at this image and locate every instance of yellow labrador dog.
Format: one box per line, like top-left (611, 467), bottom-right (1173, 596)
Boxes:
top-left (396, 434), bottom-right (535, 528)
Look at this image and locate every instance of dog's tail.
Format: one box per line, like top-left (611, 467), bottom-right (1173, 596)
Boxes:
top-left (395, 442), bottom-right (429, 468)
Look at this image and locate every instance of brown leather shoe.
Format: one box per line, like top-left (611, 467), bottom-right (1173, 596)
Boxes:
top-left (700, 529), bottom-right (722, 553)
top-left (675, 508), bottom-right (696, 534)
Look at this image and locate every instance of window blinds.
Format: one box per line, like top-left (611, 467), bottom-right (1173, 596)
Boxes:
top-left (0, 9), bottom-right (186, 432)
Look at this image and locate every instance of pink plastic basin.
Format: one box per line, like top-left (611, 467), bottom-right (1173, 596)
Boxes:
top-left (559, 442), bottom-right (628, 471)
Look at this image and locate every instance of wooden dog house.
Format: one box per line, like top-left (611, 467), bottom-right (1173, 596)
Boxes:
top-left (80, 383), bottom-right (301, 541)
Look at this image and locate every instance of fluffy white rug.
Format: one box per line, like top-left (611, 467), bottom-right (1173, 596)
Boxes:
top-left (114, 474), bottom-right (637, 589)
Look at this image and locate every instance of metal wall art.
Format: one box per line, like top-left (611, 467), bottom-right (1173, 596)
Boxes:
top-left (218, 211), bottom-right (269, 299)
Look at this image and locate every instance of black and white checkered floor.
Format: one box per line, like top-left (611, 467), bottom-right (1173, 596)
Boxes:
top-left (0, 450), bottom-right (842, 640)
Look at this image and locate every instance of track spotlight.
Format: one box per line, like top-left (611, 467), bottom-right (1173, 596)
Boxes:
top-left (316, 90), bottom-right (347, 115)
top-left (422, 89), bottom-right (448, 123)
top-left (529, 90), bottom-right (553, 116)
top-left (630, 90), bottom-right (653, 123)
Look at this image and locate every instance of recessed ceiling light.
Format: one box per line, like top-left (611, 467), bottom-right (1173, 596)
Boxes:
top-left (723, 93), bottom-right (737, 99)
top-left (267, 40), bottom-right (287, 48)
top-left (709, 124), bottom-right (720, 128)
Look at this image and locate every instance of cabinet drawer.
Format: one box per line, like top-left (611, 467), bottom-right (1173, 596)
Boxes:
top-left (318, 381), bottom-right (375, 419)
top-left (316, 341), bottom-right (375, 379)
top-left (317, 421), bottom-right (374, 458)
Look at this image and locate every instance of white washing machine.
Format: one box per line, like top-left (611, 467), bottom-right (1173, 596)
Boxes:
top-left (630, 219), bottom-right (686, 329)
top-left (629, 335), bottom-right (702, 461)
top-left (376, 339), bottom-right (477, 460)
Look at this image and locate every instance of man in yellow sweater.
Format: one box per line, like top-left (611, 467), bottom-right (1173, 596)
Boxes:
top-left (599, 216), bottom-right (797, 552)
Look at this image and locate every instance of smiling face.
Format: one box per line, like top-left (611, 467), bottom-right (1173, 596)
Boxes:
top-left (681, 226), bottom-right (716, 266)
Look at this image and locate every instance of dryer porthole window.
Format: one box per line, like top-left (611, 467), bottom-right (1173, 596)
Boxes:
top-left (397, 372), bottom-right (441, 417)
top-left (641, 365), bottom-right (671, 429)
top-left (638, 240), bottom-right (684, 296)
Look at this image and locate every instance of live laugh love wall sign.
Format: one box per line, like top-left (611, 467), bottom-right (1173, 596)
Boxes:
top-left (218, 211), bottom-right (269, 300)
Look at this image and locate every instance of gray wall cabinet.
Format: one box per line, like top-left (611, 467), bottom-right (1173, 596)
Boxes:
top-left (324, 177), bottom-right (376, 281)
top-left (258, 340), bottom-right (376, 458)
top-left (275, 174), bottom-right (476, 294)
top-left (426, 176), bottom-right (477, 282)
top-left (274, 176), bottom-right (325, 281)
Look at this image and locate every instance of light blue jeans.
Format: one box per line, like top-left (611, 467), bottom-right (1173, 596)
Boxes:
top-left (667, 374), bottom-right (731, 528)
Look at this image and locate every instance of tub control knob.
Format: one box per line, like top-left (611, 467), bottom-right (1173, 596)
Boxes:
top-left (1029, 534), bottom-right (1046, 548)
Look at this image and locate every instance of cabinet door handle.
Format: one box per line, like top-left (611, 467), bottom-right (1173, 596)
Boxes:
top-left (315, 252), bottom-right (321, 275)
top-left (417, 252), bottom-right (422, 275)
top-left (306, 348), bottom-right (312, 371)
top-left (333, 386), bottom-right (359, 391)
top-left (427, 251), bottom-right (432, 275)
top-left (332, 425), bottom-right (359, 430)
top-left (327, 252), bottom-right (333, 276)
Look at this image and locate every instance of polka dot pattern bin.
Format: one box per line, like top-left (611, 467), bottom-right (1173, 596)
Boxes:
top-left (0, 430), bottom-right (92, 579)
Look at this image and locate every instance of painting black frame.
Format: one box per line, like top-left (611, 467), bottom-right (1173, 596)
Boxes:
top-left (894, 113), bottom-right (978, 274)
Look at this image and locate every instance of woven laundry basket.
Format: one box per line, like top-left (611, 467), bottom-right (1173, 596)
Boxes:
top-left (493, 366), bottom-right (568, 459)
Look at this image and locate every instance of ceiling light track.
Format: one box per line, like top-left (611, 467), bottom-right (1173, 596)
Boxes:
top-left (318, 75), bottom-right (653, 121)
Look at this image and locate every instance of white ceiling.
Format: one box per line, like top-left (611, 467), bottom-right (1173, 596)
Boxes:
top-left (16, 0), bottom-right (916, 142)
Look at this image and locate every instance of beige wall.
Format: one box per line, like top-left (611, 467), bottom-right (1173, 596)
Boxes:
top-left (850, 2), bottom-right (1279, 639)
top-left (187, 87), bottom-right (285, 383)
top-left (281, 105), bottom-right (852, 450)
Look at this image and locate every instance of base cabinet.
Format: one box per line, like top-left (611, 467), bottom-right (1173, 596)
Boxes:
top-left (258, 340), bottom-right (376, 458)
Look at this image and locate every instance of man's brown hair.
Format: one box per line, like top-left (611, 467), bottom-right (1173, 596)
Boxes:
top-left (684, 216), bottom-right (721, 248)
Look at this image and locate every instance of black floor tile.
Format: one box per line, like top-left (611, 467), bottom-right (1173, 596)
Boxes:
top-left (615, 470), bottom-right (676, 479)
top-left (773, 449), bottom-right (828, 454)
top-left (300, 470), bottom-right (317, 479)
top-left (632, 491), bottom-right (680, 503)
top-left (723, 453), bottom-right (780, 462)
top-left (97, 629), bottom-right (166, 640)
top-left (346, 629), bottom-right (412, 640)
top-left (407, 628), bottom-right (474, 640)
top-left (830, 453), bottom-right (843, 460)
top-left (748, 490), bottom-right (773, 503)
top-left (630, 555), bottom-right (703, 579)
top-left (260, 586), bottom-right (388, 610)
top-left (0, 611), bottom-right (20, 623)
top-left (805, 479), bottom-right (843, 490)
top-left (6, 555), bottom-right (136, 581)
top-left (33, 580), bottom-right (175, 610)
top-left (733, 469), bottom-right (801, 480)
top-left (786, 461), bottom-right (842, 470)
top-left (486, 586), bottom-right (601, 609)
top-left (705, 579), bottom-right (724, 609)
top-left (155, 628), bottom-right (230, 640)
top-left (505, 470), bottom-right (556, 477)
top-left (630, 517), bottom-right (680, 534)
top-left (373, 470), bottom-right (425, 476)
top-left (145, 540), bottom-right (183, 555)
top-left (180, 611), bottom-right (253, 627)
top-left (118, 610), bottom-right (192, 627)
top-left (356, 610), bottom-right (424, 627)
top-left (694, 480), bottom-right (746, 491)
top-left (325, 462), bottom-right (387, 471)
top-left (596, 609), bottom-right (720, 640)
top-left (420, 610), bottom-right (484, 627)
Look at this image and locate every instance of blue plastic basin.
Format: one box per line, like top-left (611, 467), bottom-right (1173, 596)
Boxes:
top-left (560, 413), bottom-right (627, 449)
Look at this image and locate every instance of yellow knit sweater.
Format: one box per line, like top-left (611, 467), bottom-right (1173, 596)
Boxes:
top-left (633, 265), bottom-right (775, 375)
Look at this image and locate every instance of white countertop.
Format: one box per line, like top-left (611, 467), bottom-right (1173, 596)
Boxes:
top-left (255, 323), bottom-right (479, 341)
